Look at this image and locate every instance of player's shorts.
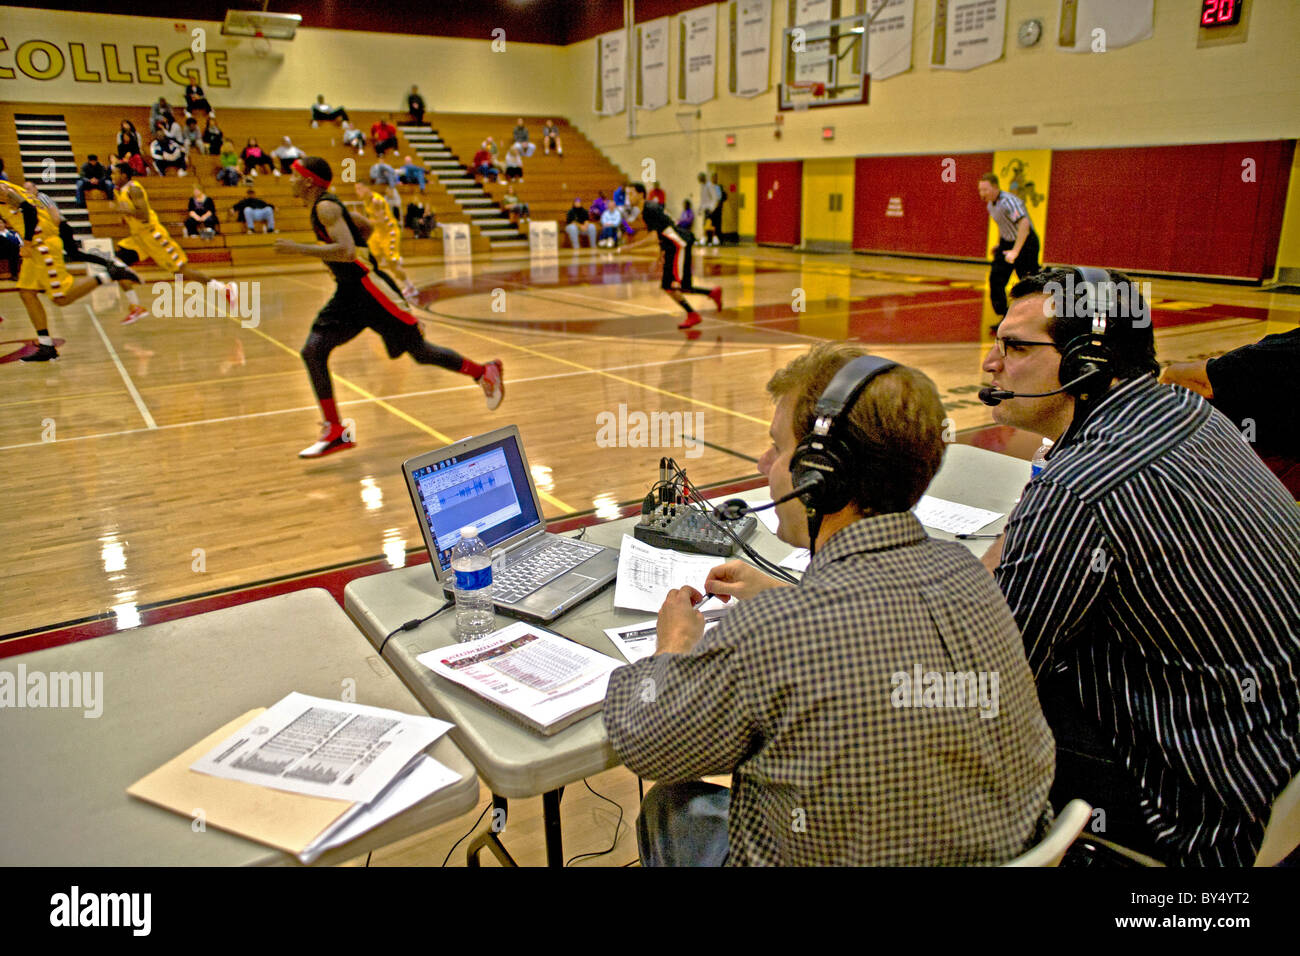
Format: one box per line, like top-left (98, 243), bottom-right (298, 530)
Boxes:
top-left (17, 232), bottom-right (74, 296)
top-left (367, 228), bottom-right (401, 266)
top-left (659, 226), bottom-right (693, 291)
top-left (118, 225), bottom-right (187, 272)
top-left (311, 267), bottom-right (421, 358)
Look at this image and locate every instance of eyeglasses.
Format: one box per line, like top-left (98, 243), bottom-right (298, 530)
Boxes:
top-left (994, 337), bottom-right (1058, 357)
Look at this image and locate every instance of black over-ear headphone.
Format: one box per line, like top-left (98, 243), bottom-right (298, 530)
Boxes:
top-left (788, 355), bottom-right (897, 542)
top-left (1055, 265), bottom-right (1118, 397)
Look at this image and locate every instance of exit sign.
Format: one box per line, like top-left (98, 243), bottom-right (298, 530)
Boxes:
top-left (822, 126), bottom-right (834, 140)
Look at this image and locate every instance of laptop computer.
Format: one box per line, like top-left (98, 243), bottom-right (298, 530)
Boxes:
top-left (402, 425), bottom-right (619, 623)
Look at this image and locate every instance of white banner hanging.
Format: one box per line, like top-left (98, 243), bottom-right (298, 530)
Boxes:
top-left (597, 30), bottom-right (626, 115)
top-left (868, 0), bottom-right (914, 81)
top-left (682, 7), bottom-right (718, 106)
top-left (733, 0), bottom-right (771, 98)
top-left (640, 17), bottom-right (670, 110)
top-left (1062, 0), bottom-right (1153, 53)
top-left (934, 0), bottom-right (1006, 71)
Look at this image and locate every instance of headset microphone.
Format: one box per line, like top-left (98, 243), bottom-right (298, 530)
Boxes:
top-left (978, 368), bottom-right (1101, 406)
top-left (738, 474), bottom-right (826, 514)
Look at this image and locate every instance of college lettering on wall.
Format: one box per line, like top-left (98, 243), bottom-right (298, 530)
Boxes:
top-left (0, 37), bottom-right (230, 86)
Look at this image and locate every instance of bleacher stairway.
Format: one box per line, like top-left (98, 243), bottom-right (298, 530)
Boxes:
top-left (14, 113), bottom-right (91, 236)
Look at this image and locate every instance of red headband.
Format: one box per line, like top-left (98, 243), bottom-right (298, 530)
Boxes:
top-left (291, 160), bottom-right (330, 189)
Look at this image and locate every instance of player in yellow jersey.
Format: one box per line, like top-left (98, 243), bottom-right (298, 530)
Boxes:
top-left (354, 183), bottom-right (418, 304)
top-left (0, 180), bottom-right (128, 361)
top-left (110, 162), bottom-right (237, 324)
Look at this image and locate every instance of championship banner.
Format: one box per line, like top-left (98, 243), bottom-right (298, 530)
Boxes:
top-left (732, 0), bottom-right (771, 98)
top-left (1059, 0), bottom-right (1153, 53)
top-left (932, 0), bottom-right (1006, 71)
top-left (528, 220), bottom-right (558, 256)
top-left (792, 0), bottom-right (833, 87)
top-left (795, 0), bottom-right (832, 23)
top-left (440, 222), bottom-right (472, 260)
top-left (680, 7), bottom-right (717, 106)
top-left (596, 30), bottom-right (626, 115)
top-left (867, 0), bottom-right (914, 81)
top-left (639, 17), bottom-right (669, 110)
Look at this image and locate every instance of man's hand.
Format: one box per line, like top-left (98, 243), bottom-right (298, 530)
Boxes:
top-left (655, 586), bottom-right (707, 655)
top-left (1159, 360), bottom-right (1214, 400)
top-left (1004, 249), bottom-right (1018, 263)
top-left (273, 238), bottom-right (300, 255)
top-left (704, 560), bottom-right (787, 602)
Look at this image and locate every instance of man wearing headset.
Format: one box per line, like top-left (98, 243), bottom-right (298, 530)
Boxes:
top-left (979, 267), bottom-right (1300, 866)
top-left (603, 342), bottom-right (1055, 866)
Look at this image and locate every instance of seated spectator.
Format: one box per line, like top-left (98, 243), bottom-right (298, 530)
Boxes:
top-left (201, 116), bottom-right (223, 156)
top-left (511, 118), bottom-right (536, 158)
top-left (184, 186), bottom-right (219, 237)
top-left (472, 145), bottom-right (498, 183)
top-left (369, 160), bottom-right (399, 188)
top-left (1160, 329), bottom-right (1300, 496)
top-left (150, 130), bottom-right (186, 176)
top-left (76, 154), bottom-right (112, 206)
top-left (500, 185), bottom-right (529, 225)
top-left (565, 197), bottom-right (596, 248)
top-left (398, 155), bottom-right (426, 192)
top-left (981, 267), bottom-right (1300, 866)
top-left (240, 138), bottom-right (274, 177)
top-left (482, 136), bottom-right (499, 159)
top-left (371, 118), bottom-right (398, 158)
top-left (216, 142), bottom-right (242, 186)
top-left (311, 95), bottom-right (349, 126)
top-left (271, 136), bottom-right (304, 174)
top-left (598, 205), bottom-right (623, 247)
top-left (590, 191), bottom-right (608, 217)
top-left (342, 121), bottom-right (366, 155)
top-left (619, 182), bottom-right (640, 232)
top-left (603, 343), bottom-right (1056, 866)
top-left (180, 117), bottom-right (202, 165)
top-left (407, 85), bottom-right (426, 124)
top-left (676, 198), bottom-right (694, 232)
top-left (116, 120), bottom-right (142, 161)
top-left (502, 143), bottom-right (524, 184)
top-left (649, 181), bottom-right (666, 205)
top-left (404, 201), bottom-right (436, 239)
top-left (231, 187), bottom-right (275, 233)
top-left (542, 120), bottom-right (562, 156)
top-left (150, 97), bottom-right (175, 134)
top-left (183, 74), bottom-right (210, 115)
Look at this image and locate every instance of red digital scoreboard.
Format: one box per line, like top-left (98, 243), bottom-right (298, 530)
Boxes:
top-left (1201, 0), bottom-right (1244, 27)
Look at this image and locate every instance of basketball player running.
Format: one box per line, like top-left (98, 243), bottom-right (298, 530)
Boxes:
top-left (0, 180), bottom-right (133, 361)
top-left (354, 183), bottom-right (418, 304)
top-left (623, 183), bottom-right (721, 329)
top-left (110, 163), bottom-right (237, 325)
top-left (279, 157), bottom-right (503, 459)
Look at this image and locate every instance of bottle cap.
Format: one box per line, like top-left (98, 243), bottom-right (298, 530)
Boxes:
top-left (459, 526), bottom-right (478, 539)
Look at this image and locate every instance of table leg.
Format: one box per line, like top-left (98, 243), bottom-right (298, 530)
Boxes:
top-left (543, 787), bottom-right (564, 868)
top-left (467, 794), bottom-right (518, 867)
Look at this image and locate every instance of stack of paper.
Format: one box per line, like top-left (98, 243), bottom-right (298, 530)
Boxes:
top-left (912, 495), bottom-right (1003, 536)
top-left (613, 534), bottom-right (727, 613)
top-left (603, 596), bottom-right (732, 663)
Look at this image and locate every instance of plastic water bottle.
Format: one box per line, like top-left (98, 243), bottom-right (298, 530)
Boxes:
top-left (1030, 438), bottom-right (1054, 479)
top-left (451, 526), bottom-right (494, 640)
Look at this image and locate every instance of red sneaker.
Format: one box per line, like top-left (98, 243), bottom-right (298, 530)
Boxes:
top-left (708, 287), bottom-right (723, 311)
top-left (122, 305), bottom-right (148, 325)
top-left (678, 311), bottom-right (702, 330)
top-left (299, 422), bottom-right (355, 458)
top-left (479, 359), bottom-right (504, 410)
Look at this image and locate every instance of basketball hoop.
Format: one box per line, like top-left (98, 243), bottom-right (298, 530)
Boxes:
top-left (784, 81), bottom-right (827, 111)
top-left (251, 30), bottom-right (271, 57)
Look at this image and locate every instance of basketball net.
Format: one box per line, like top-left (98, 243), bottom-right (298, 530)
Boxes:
top-left (252, 31), bottom-right (271, 57)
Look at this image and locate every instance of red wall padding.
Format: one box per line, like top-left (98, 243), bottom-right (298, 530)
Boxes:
top-left (1045, 141), bottom-right (1294, 280)
top-left (853, 153), bottom-right (993, 258)
top-left (757, 161), bottom-right (803, 247)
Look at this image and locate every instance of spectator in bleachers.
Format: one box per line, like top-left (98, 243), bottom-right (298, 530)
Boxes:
top-left (404, 201), bottom-right (436, 239)
top-left (181, 117), bottom-right (202, 164)
top-left (310, 95), bottom-right (349, 126)
top-left (76, 155), bottom-right (112, 206)
top-left (472, 144), bottom-right (498, 183)
top-left (398, 156), bottom-right (426, 192)
top-left (512, 119), bottom-right (536, 158)
top-left (157, 112), bottom-right (184, 146)
top-left (501, 185), bottom-right (529, 226)
top-left (151, 129), bottom-right (187, 176)
top-left (241, 138), bottom-right (275, 177)
top-left (185, 186), bottom-right (219, 238)
top-left (542, 120), bottom-right (562, 156)
top-left (503, 143), bottom-right (525, 184)
top-left (0, 157), bottom-right (8, 182)
top-left (150, 97), bottom-right (176, 134)
top-left (408, 85), bottom-right (426, 125)
top-left (482, 137), bottom-right (499, 159)
top-left (565, 198), bottom-right (597, 248)
top-left (676, 197), bottom-right (694, 232)
top-left (201, 116), bottom-right (223, 155)
top-left (371, 118), bottom-right (399, 158)
top-left (231, 187), bottom-right (275, 234)
top-left (183, 74), bottom-right (210, 115)
top-left (116, 120), bottom-right (142, 162)
top-left (599, 205), bottom-right (624, 248)
top-left (272, 137), bottom-right (305, 175)
top-left (369, 160), bottom-right (399, 188)
top-left (342, 121), bottom-right (366, 155)
top-left (216, 141), bottom-right (242, 186)
top-left (617, 182), bottom-right (639, 232)
top-left (649, 181), bottom-right (666, 205)
top-left (590, 191), bottom-right (608, 217)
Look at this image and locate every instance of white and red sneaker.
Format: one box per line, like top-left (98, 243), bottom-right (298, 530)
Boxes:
top-left (478, 359), bottom-right (504, 411)
top-left (708, 287), bottom-right (723, 312)
top-left (226, 282), bottom-right (239, 310)
top-left (122, 305), bottom-right (148, 325)
top-left (678, 311), bottom-right (702, 330)
top-left (299, 422), bottom-right (355, 458)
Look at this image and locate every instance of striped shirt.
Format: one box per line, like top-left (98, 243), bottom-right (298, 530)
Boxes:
top-left (604, 512), bottom-right (1056, 866)
top-left (995, 375), bottom-right (1300, 866)
top-left (987, 190), bottom-right (1032, 242)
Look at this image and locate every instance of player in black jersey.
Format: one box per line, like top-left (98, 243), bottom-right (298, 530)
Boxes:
top-left (277, 157), bottom-right (504, 458)
top-left (623, 183), bottom-right (721, 330)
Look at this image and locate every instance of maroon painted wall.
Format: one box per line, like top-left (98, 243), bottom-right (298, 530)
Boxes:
top-left (852, 153), bottom-right (993, 259)
top-left (756, 161), bottom-right (802, 247)
top-left (1045, 141), bottom-right (1294, 280)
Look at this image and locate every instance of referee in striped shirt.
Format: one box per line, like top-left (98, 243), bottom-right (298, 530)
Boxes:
top-left (978, 173), bottom-right (1040, 316)
top-left (980, 267), bottom-right (1300, 866)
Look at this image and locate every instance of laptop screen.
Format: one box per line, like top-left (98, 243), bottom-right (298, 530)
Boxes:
top-left (410, 432), bottom-right (542, 572)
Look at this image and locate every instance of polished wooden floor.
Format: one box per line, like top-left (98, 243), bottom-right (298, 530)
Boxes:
top-left (1, 245), bottom-right (1295, 640)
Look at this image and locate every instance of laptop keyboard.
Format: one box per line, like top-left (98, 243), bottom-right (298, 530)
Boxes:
top-left (493, 538), bottom-right (605, 605)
